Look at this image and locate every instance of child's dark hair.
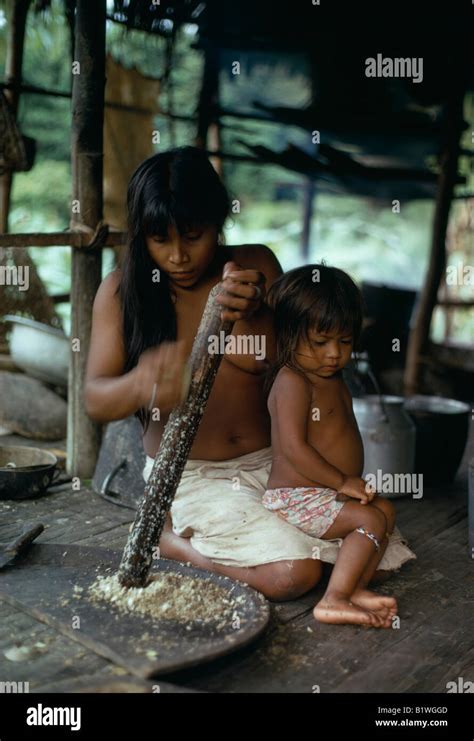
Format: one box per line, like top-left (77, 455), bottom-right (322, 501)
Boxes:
top-left (117, 146), bottom-right (230, 432)
top-left (264, 264), bottom-right (364, 393)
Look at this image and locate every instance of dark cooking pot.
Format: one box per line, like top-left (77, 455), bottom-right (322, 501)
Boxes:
top-left (404, 396), bottom-right (470, 485)
top-left (0, 446), bottom-right (59, 500)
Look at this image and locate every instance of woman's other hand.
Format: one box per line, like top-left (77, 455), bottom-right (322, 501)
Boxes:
top-left (133, 340), bottom-right (188, 414)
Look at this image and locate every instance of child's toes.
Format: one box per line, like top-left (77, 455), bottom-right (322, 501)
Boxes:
top-left (369, 610), bottom-right (384, 627)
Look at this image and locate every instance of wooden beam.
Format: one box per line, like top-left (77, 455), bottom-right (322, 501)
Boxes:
top-left (68, 0), bottom-right (106, 478)
top-left (0, 81), bottom-right (160, 116)
top-left (404, 89), bottom-right (466, 396)
top-left (0, 231), bottom-right (126, 248)
top-left (437, 299), bottom-right (474, 309)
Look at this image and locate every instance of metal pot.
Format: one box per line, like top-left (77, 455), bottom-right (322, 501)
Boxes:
top-left (0, 446), bottom-right (59, 500)
top-left (404, 395), bottom-right (470, 484)
top-left (353, 395), bottom-right (416, 498)
top-left (4, 315), bottom-right (69, 388)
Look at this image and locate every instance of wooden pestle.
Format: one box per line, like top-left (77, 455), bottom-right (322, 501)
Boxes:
top-left (118, 282), bottom-right (233, 588)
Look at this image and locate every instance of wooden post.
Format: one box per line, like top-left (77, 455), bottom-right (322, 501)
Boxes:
top-left (0, 0), bottom-right (61, 351)
top-left (195, 46), bottom-right (222, 176)
top-left (301, 179), bottom-right (315, 262)
top-left (118, 284), bottom-right (233, 588)
top-left (0, 0), bottom-right (31, 232)
top-left (208, 119), bottom-right (223, 178)
top-left (404, 89), bottom-right (465, 396)
top-left (67, 0), bottom-right (106, 477)
top-left (469, 459), bottom-right (474, 560)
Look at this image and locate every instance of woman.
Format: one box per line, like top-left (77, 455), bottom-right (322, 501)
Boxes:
top-left (85, 146), bottom-right (322, 600)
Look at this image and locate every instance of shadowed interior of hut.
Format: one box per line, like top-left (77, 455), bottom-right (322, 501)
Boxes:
top-left (0, 0), bottom-right (473, 706)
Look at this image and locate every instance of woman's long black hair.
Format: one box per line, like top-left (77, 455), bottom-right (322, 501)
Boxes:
top-left (117, 146), bottom-right (230, 432)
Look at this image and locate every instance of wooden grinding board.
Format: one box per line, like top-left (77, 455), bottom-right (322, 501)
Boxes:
top-left (0, 543), bottom-right (270, 678)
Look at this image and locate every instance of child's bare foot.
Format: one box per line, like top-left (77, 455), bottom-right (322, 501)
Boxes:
top-left (351, 588), bottom-right (397, 628)
top-left (313, 593), bottom-right (385, 628)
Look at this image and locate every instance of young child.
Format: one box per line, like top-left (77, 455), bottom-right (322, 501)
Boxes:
top-left (264, 264), bottom-right (399, 628)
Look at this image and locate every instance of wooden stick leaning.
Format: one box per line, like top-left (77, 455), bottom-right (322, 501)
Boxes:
top-left (118, 282), bottom-right (233, 588)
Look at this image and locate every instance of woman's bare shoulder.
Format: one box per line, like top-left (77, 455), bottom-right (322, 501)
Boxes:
top-left (93, 268), bottom-right (122, 307)
top-left (230, 244), bottom-right (282, 287)
top-left (99, 267), bottom-right (121, 293)
top-left (91, 268), bottom-right (124, 335)
top-left (231, 243), bottom-right (278, 265)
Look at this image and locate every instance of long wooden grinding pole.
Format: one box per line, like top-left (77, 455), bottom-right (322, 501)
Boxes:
top-left (118, 283), bottom-right (234, 588)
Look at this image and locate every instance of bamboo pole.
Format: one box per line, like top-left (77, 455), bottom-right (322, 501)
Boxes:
top-left (301, 179), bottom-right (315, 261)
top-left (0, 80), bottom-right (160, 116)
top-left (0, 0), bottom-right (61, 344)
top-left (404, 89), bottom-right (465, 396)
top-left (0, 0), bottom-right (31, 232)
top-left (67, 0), bottom-right (106, 477)
top-left (195, 47), bottom-right (219, 149)
top-left (0, 231), bottom-right (126, 248)
top-left (118, 284), bottom-right (233, 588)
top-left (195, 45), bottom-right (224, 183)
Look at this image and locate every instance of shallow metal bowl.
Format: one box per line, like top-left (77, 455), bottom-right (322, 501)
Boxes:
top-left (4, 315), bottom-right (68, 387)
top-left (0, 445), bottom-right (58, 500)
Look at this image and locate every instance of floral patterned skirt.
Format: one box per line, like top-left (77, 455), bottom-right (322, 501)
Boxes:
top-left (263, 486), bottom-right (346, 538)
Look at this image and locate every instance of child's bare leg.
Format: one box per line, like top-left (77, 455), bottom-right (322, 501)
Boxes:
top-left (356, 496), bottom-right (395, 589)
top-left (350, 497), bottom-right (397, 616)
top-left (351, 536), bottom-right (397, 619)
top-left (313, 502), bottom-right (391, 627)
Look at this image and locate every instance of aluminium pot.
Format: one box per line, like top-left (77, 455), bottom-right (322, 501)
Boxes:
top-left (353, 395), bottom-right (416, 498)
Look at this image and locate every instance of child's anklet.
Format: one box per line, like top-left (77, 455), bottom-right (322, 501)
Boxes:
top-left (355, 527), bottom-right (380, 551)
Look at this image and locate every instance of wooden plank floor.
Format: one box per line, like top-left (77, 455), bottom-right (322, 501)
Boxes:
top-left (0, 425), bottom-right (473, 693)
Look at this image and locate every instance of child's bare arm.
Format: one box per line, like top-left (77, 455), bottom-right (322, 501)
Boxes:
top-left (271, 369), bottom-right (347, 491)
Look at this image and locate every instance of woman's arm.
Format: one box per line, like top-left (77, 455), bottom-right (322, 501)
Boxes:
top-left (84, 270), bottom-right (142, 422)
top-left (84, 271), bottom-right (188, 423)
top-left (271, 369), bottom-right (346, 491)
top-left (220, 302), bottom-right (275, 375)
top-left (220, 244), bottom-right (281, 374)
